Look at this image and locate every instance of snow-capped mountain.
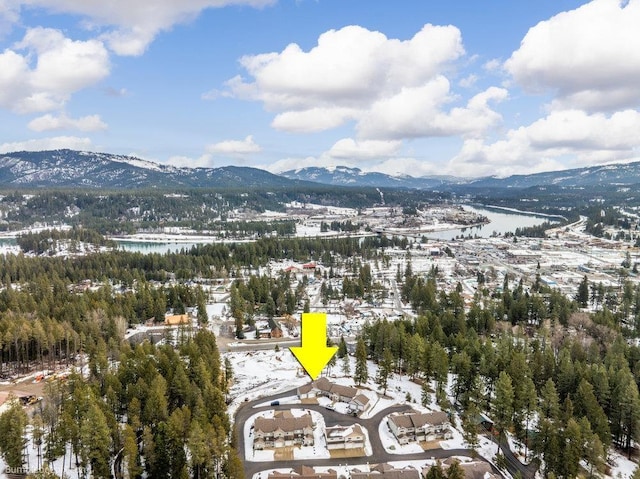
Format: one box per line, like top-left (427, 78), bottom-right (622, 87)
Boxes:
top-left (280, 166), bottom-right (451, 189)
top-left (0, 150), bottom-right (300, 188)
top-left (282, 162), bottom-right (640, 190)
top-left (3, 149), bottom-right (640, 190)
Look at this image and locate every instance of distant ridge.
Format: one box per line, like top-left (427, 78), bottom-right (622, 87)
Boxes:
top-left (0, 149), bottom-right (302, 188)
top-left (2, 149), bottom-right (640, 190)
top-left (281, 162), bottom-right (640, 189)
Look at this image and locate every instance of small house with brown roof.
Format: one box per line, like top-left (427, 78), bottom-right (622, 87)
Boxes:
top-left (164, 314), bottom-right (190, 326)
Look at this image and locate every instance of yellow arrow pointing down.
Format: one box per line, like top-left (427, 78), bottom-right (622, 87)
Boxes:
top-left (290, 312), bottom-right (338, 380)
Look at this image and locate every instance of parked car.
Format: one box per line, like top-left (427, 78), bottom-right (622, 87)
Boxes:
top-left (270, 400), bottom-right (280, 406)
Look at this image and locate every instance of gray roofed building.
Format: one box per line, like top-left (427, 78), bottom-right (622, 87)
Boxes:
top-left (387, 410), bottom-right (451, 444)
top-left (253, 411), bottom-right (314, 450)
top-left (269, 466), bottom-right (337, 479)
top-left (351, 464), bottom-right (420, 479)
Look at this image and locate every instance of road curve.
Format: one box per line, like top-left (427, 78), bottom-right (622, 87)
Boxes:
top-left (233, 388), bottom-right (505, 479)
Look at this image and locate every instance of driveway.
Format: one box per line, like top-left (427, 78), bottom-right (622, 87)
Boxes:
top-left (234, 387), bottom-right (504, 478)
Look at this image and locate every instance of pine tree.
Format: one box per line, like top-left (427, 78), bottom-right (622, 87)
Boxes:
top-left (123, 424), bottom-right (141, 479)
top-left (493, 372), bottom-right (514, 435)
top-left (79, 400), bottom-right (112, 479)
top-left (337, 336), bottom-right (348, 358)
top-left (354, 336), bottom-right (368, 386)
top-left (576, 275), bottom-right (589, 307)
top-left (0, 399), bottom-right (28, 469)
top-left (421, 381), bottom-right (431, 407)
top-left (341, 354), bottom-right (351, 377)
top-left (376, 348), bottom-right (394, 395)
top-left (462, 401), bottom-right (480, 451)
top-left (446, 460), bottom-right (465, 479)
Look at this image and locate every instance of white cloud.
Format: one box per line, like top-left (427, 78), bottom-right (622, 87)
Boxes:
top-left (357, 83), bottom-right (508, 140)
top-left (167, 154), bottom-right (214, 168)
top-left (0, 27), bottom-right (109, 113)
top-left (28, 113), bottom-right (108, 131)
top-left (448, 109), bottom-right (640, 177)
top-left (505, 0), bottom-right (640, 111)
top-left (458, 74), bottom-right (477, 88)
top-left (223, 24), bottom-right (502, 140)
top-left (266, 138), bottom-right (401, 173)
top-left (0, 0), bottom-right (19, 35)
top-left (326, 138), bottom-right (401, 160)
top-left (0, 135), bottom-right (93, 153)
top-left (365, 158), bottom-right (443, 178)
top-left (271, 107), bottom-right (359, 133)
top-left (17, 0), bottom-right (276, 56)
top-left (206, 135), bottom-right (261, 156)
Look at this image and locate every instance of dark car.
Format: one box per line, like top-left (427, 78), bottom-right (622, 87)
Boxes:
top-left (270, 400), bottom-right (280, 406)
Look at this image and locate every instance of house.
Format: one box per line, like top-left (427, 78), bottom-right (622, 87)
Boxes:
top-left (423, 460), bottom-right (500, 479)
top-left (258, 328), bottom-right (273, 339)
top-left (387, 410), bottom-right (452, 444)
top-left (269, 466), bottom-right (337, 479)
top-left (351, 464), bottom-right (420, 479)
top-left (253, 411), bottom-right (314, 450)
top-left (296, 377), bottom-right (358, 403)
top-left (324, 424), bottom-right (365, 450)
top-left (164, 314), bottom-right (190, 326)
top-left (348, 394), bottom-right (371, 414)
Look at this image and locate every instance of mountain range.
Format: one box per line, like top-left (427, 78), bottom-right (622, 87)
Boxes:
top-left (0, 149), bottom-right (300, 188)
top-left (1, 149), bottom-right (640, 190)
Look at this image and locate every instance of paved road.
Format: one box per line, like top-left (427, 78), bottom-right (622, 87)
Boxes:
top-left (234, 388), bottom-right (504, 479)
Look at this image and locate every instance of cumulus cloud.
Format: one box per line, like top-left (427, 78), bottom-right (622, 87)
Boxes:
top-left (16, 0), bottom-right (276, 55)
top-left (267, 137), bottom-right (401, 173)
top-left (505, 0), bottom-right (640, 111)
top-left (0, 135), bottom-right (93, 153)
top-left (0, 0), bottom-right (19, 35)
top-left (222, 24), bottom-right (505, 140)
top-left (357, 82), bottom-right (508, 140)
top-left (326, 138), bottom-right (402, 160)
top-left (0, 27), bottom-right (109, 113)
top-left (167, 154), bottom-right (214, 168)
top-left (449, 109), bottom-right (640, 177)
top-left (206, 135), bottom-right (261, 156)
top-left (28, 113), bottom-right (108, 132)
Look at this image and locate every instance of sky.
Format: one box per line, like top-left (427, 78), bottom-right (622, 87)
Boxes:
top-left (0, 0), bottom-right (639, 178)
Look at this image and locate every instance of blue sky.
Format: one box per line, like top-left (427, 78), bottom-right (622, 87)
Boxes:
top-left (0, 0), bottom-right (639, 177)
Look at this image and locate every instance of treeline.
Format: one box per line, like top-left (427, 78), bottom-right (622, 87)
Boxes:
top-left (361, 268), bottom-right (640, 478)
top-left (0, 235), bottom-right (406, 285)
top-left (0, 330), bottom-right (241, 479)
top-left (17, 227), bottom-right (116, 254)
top-left (0, 281), bottom-right (207, 374)
top-left (0, 187), bottom-right (448, 233)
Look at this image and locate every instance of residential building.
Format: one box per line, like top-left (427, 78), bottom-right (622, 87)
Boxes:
top-left (351, 464), bottom-right (420, 479)
top-left (269, 466), bottom-right (337, 479)
top-left (348, 394), bottom-right (371, 414)
top-left (253, 411), bottom-right (314, 450)
top-left (387, 410), bottom-right (451, 444)
top-left (296, 377), bottom-right (358, 403)
top-left (324, 424), bottom-right (365, 450)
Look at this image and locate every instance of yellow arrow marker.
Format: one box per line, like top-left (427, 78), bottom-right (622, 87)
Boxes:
top-left (290, 312), bottom-right (338, 380)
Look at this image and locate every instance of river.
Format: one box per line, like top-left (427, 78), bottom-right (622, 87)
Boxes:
top-left (112, 205), bottom-right (559, 253)
top-left (424, 205), bottom-right (561, 241)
